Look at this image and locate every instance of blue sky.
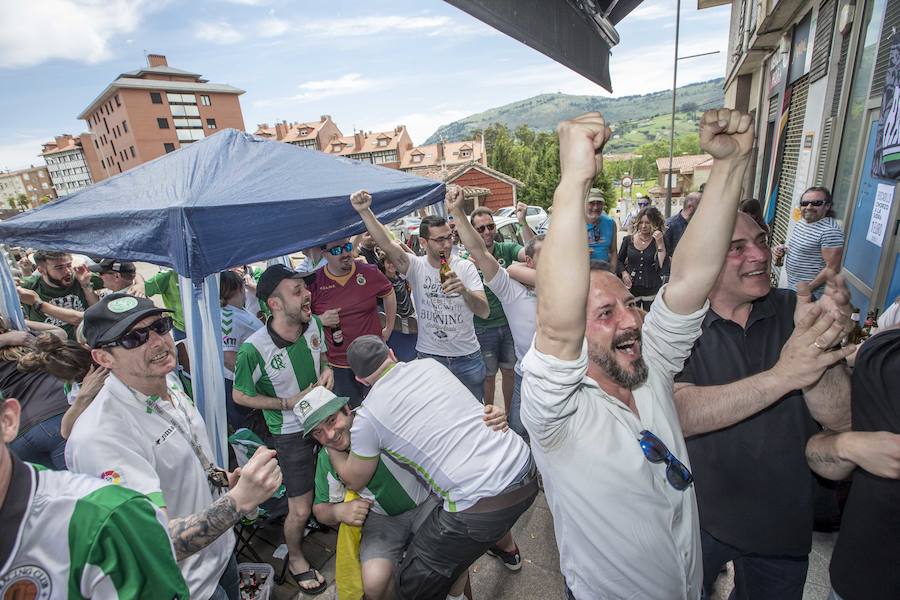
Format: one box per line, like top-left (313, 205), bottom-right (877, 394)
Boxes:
top-left (0, 0), bottom-right (731, 170)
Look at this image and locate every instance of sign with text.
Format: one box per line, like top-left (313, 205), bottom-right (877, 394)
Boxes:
top-left (866, 183), bottom-right (895, 247)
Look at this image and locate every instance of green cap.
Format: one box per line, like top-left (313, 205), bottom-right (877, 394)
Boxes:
top-left (295, 386), bottom-right (350, 437)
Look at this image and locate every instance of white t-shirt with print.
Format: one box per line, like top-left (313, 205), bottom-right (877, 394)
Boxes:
top-left (405, 254), bottom-right (484, 357)
top-left (484, 267), bottom-right (536, 373)
top-left (66, 372), bottom-right (233, 600)
top-left (350, 358), bottom-right (530, 512)
top-left (220, 305), bottom-right (264, 379)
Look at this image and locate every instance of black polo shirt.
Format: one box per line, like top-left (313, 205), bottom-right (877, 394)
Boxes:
top-left (676, 288), bottom-right (818, 556)
top-left (830, 329), bottom-right (900, 599)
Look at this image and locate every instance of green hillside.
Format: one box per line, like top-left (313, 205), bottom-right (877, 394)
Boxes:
top-left (424, 78), bottom-right (724, 153)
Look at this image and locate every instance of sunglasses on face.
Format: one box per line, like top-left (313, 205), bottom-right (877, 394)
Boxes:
top-left (326, 242), bottom-right (354, 256)
top-left (475, 223), bottom-right (496, 233)
top-left (103, 316), bottom-right (174, 350)
top-left (799, 199), bottom-right (826, 207)
top-left (638, 430), bottom-right (694, 491)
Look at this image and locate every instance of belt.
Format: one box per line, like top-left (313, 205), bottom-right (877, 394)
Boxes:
top-left (462, 462), bottom-right (538, 514)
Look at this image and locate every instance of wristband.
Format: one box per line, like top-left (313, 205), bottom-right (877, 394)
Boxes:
top-left (33, 299), bottom-right (44, 312)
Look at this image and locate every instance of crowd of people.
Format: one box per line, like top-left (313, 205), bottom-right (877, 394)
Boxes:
top-left (1, 106), bottom-right (898, 600)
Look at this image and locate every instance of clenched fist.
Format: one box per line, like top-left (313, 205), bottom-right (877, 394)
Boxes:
top-left (699, 109), bottom-right (755, 162)
top-left (557, 113), bottom-right (613, 184)
top-left (350, 190), bottom-right (372, 213)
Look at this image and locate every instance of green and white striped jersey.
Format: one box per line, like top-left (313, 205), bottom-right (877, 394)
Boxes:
top-left (233, 317), bottom-right (326, 435)
top-left (314, 448), bottom-right (431, 516)
top-left (0, 454), bottom-right (188, 600)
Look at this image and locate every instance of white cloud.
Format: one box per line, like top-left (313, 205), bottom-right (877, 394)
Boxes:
top-left (195, 20), bottom-right (245, 44)
top-left (297, 15), bottom-right (453, 38)
top-left (253, 73), bottom-right (381, 108)
top-left (628, 2), bottom-right (678, 21)
top-left (0, 0), bottom-right (155, 68)
top-left (256, 17), bottom-right (290, 38)
top-left (0, 134), bottom-right (52, 172)
top-left (219, 0), bottom-right (268, 4)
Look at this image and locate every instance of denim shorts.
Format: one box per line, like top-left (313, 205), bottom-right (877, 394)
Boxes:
top-left (475, 323), bottom-right (517, 375)
top-left (416, 350), bottom-right (486, 403)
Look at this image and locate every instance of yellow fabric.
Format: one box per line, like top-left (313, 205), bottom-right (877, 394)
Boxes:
top-left (335, 490), bottom-right (364, 600)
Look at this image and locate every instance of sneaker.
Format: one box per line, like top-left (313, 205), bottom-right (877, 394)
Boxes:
top-left (486, 545), bottom-right (522, 571)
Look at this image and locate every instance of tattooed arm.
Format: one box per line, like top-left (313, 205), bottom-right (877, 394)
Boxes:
top-left (167, 447), bottom-right (283, 560)
top-left (806, 430), bottom-right (900, 481)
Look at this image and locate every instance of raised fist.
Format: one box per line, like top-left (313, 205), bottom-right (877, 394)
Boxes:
top-left (350, 190), bottom-right (372, 213)
top-left (557, 113), bottom-right (613, 183)
top-left (699, 109), bottom-right (755, 162)
top-left (445, 185), bottom-right (465, 214)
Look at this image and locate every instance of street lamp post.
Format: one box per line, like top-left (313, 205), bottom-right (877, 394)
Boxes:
top-left (665, 0), bottom-right (720, 218)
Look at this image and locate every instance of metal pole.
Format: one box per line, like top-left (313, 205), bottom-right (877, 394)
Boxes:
top-left (666, 0), bottom-right (681, 219)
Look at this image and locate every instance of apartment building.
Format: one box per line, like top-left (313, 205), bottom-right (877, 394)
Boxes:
top-left (323, 126), bottom-right (413, 169)
top-left (254, 116), bottom-right (342, 151)
top-left (76, 54), bottom-right (245, 181)
top-left (40, 134), bottom-right (102, 196)
top-left (0, 166), bottom-right (57, 208)
top-left (709, 0), bottom-right (900, 313)
top-left (400, 139), bottom-right (486, 173)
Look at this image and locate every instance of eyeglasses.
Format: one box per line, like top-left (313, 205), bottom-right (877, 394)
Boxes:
top-left (475, 223), bottom-right (496, 233)
top-left (799, 199), bottom-right (826, 207)
top-left (638, 430), bottom-right (693, 491)
top-left (423, 235), bottom-right (454, 244)
top-left (326, 242), bottom-right (354, 256)
top-left (103, 316), bottom-right (174, 350)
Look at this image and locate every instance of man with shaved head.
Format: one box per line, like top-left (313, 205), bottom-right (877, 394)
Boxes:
top-left (521, 108), bottom-right (755, 599)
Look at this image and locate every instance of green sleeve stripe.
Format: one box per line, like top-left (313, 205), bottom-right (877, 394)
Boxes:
top-left (350, 451), bottom-right (379, 460)
top-left (384, 449), bottom-right (457, 512)
top-left (146, 491), bottom-right (166, 508)
top-left (68, 486), bottom-right (189, 599)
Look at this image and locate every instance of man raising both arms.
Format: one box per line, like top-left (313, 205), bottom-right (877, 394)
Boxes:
top-left (521, 109), bottom-right (754, 599)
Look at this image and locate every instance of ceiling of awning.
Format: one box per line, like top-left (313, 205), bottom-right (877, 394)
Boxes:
top-left (444, 0), bottom-right (646, 92)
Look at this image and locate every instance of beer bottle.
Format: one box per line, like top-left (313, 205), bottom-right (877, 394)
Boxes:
top-left (773, 241), bottom-right (785, 267)
top-left (332, 317), bottom-right (344, 347)
top-left (439, 253), bottom-right (453, 283)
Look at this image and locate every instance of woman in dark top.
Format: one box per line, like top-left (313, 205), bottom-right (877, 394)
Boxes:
top-left (0, 317), bottom-right (70, 469)
top-left (616, 206), bottom-right (669, 311)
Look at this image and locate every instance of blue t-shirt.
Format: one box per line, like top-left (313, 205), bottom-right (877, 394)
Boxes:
top-left (587, 215), bottom-right (616, 261)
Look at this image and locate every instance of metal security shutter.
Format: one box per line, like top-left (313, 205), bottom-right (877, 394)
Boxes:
top-left (810, 0), bottom-right (837, 82)
top-left (768, 95), bottom-right (781, 122)
top-left (869, 0), bottom-right (900, 98)
top-left (773, 76), bottom-right (810, 246)
top-left (831, 33), bottom-right (851, 117)
top-left (815, 117), bottom-right (833, 185)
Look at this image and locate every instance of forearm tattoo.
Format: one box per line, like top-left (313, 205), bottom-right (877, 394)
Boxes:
top-left (168, 494), bottom-right (241, 561)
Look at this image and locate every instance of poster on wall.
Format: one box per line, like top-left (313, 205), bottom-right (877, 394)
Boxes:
top-left (866, 183), bottom-right (895, 247)
top-left (873, 31), bottom-right (900, 180)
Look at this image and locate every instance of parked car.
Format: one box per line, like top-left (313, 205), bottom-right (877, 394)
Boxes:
top-left (493, 216), bottom-right (525, 246)
top-left (492, 205), bottom-right (547, 231)
top-left (389, 216), bottom-right (421, 242)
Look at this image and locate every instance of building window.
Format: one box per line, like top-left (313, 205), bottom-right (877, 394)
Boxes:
top-left (130, 146), bottom-right (136, 158)
top-left (115, 94), bottom-right (121, 107)
top-left (122, 120), bottom-right (128, 133)
top-left (200, 95), bottom-right (211, 106)
top-left (150, 92), bottom-right (163, 104)
top-left (103, 118), bottom-right (109, 134)
top-left (164, 143), bottom-right (176, 153)
top-left (377, 138), bottom-right (388, 147)
top-left (460, 149), bottom-right (472, 158)
top-left (41, 182), bottom-right (48, 189)
top-left (157, 118), bottom-right (169, 129)
top-left (206, 118), bottom-right (217, 129)
top-left (94, 140), bottom-right (99, 149)
top-left (412, 154), bottom-right (423, 163)
top-left (167, 93), bottom-right (197, 104)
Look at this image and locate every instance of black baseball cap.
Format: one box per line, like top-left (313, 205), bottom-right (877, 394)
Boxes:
top-left (82, 293), bottom-right (171, 348)
top-left (89, 258), bottom-right (136, 274)
top-left (256, 264), bottom-right (314, 303)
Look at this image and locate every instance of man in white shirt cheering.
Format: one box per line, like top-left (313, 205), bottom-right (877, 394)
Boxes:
top-left (521, 109), bottom-right (754, 600)
top-left (351, 191), bottom-right (490, 400)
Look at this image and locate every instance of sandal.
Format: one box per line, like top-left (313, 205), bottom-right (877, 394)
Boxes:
top-left (290, 568), bottom-right (327, 595)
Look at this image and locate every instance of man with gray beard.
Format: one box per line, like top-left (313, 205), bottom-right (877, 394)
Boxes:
top-left (521, 108), bottom-right (755, 600)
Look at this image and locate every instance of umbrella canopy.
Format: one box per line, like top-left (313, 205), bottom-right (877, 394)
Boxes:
top-left (0, 129), bottom-right (444, 278)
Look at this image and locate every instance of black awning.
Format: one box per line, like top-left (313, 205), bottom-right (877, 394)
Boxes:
top-left (444, 0), bottom-right (645, 92)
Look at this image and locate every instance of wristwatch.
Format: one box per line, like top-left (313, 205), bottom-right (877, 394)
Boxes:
top-left (32, 299), bottom-right (44, 313)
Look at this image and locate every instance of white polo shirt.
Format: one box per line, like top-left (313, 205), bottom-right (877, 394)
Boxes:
top-left (484, 267), bottom-right (536, 373)
top-left (350, 358), bottom-right (530, 512)
top-left (405, 254), bottom-right (484, 357)
top-left (521, 286), bottom-right (704, 600)
top-left (66, 372), bottom-right (233, 600)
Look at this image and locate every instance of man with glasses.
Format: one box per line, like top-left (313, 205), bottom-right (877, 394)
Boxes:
top-left (521, 109), bottom-right (755, 599)
top-left (774, 186), bottom-right (844, 298)
top-left (309, 237), bottom-right (396, 408)
top-left (466, 207), bottom-right (526, 410)
top-left (66, 293), bottom-right (283, 600)
top-left (673, 209), bottom-right (855, 598)
top-left (232, 265), bottom-right (332, 594)
top-left (350, 192), bottom-right (490, 400)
